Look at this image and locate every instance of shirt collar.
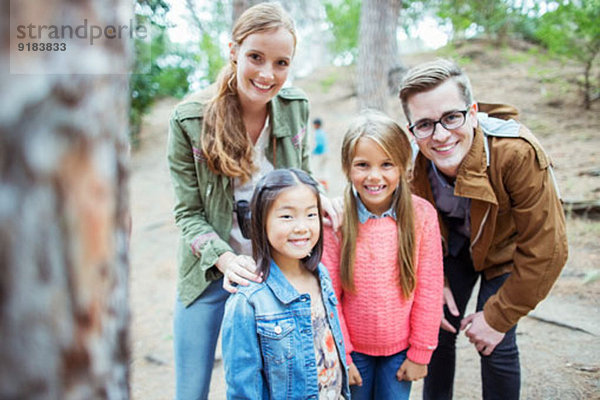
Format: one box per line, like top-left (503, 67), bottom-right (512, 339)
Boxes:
top-left (352, 186), bottom-right (397, 224)
top-left (430, 161), bottom-right (454, 189)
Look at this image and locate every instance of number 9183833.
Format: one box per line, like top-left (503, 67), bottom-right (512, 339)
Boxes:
top-left (18, 42), bottom-right (67, 52)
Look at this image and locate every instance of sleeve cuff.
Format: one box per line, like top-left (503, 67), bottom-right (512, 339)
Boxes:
top-left (483, 296), bottom-right (516, 333)
top-left (195, 236), bottom-right (232, 281)
top-left (407, 346), bottom-right (435, 365)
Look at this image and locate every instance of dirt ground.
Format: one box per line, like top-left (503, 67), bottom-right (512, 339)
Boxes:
top-left (129, 41), bottom-right (600, 399)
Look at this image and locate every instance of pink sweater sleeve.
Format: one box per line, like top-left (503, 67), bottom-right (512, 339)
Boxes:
top-left (322, 226), bottom-right (355, 365)
top-left (407, 197), bottom-right (444, 364)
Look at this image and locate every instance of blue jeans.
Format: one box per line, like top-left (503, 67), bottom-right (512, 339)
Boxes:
top-left (350, 350), bottom-right (412, 400)
top-left (174, 278), bottom-right (229, 400)
top-left (423, 244), bottom-right (520, 400)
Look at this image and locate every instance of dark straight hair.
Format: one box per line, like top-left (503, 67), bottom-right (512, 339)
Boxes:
top-left (250, 168), bottom-right (323, 279)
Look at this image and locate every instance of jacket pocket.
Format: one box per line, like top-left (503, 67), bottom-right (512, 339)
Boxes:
top-left (257, 317), bottom-right (295, 365)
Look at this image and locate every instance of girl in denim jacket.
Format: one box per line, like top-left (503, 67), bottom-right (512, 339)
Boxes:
top-left (222, 169), bottom-right (350, 400)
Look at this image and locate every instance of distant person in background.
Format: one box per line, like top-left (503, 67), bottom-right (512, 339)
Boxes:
top-left (166, 3), bottom-right (340, 399)
top-left (312, 118), bottom-right (329, 156)
top-left (312, 117), bottom-right (329, 188)
top-left (399, 58), bottom-right (568, 400)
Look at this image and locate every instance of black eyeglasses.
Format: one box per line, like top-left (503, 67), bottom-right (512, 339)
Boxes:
top-left (408, 106), bottom-right (471, 139)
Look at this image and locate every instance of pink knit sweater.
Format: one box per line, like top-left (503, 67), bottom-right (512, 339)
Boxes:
top-left (322, 195), bottom-right (443, 365)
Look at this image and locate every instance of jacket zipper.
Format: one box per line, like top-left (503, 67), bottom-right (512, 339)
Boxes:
top-left (470, 204), bottom-right (491, 252)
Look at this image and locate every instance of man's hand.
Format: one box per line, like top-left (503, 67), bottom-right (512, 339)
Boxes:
top-left (215, 252), bottom-right (261, 293)
top-left (396, 358), bottom-right (428, 381)
top-left (461, 311), bottom-right (505, 356)
top-left (441, 280), bottom-right (460, 333)
top-left (348, 363), bottom-right (363, 386)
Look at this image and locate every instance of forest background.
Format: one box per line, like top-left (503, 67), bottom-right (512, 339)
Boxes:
top-left (1, 0), bottom-right (599, 399)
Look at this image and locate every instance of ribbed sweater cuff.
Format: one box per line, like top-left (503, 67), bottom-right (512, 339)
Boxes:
top-left (407, 346), bottom-right (434, 365)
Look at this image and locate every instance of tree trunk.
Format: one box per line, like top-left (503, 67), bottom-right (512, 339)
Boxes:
top-left (584, 58), bottom-right (592, 110)
top-left (357, 0), bottom-right (402, 111)
top-left (1, 0), bottom-right (131, 398)
top-left (232, 0), bottom-right (265, 24)
top-left (386, 0), bottom-right (404, 94)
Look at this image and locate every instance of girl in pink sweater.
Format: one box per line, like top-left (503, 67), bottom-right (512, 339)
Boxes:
top-left (322, 110), bottom-right (444, 400)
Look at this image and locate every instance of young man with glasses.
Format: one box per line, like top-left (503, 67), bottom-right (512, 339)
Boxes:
top-left (399, 58), bottom-right (567, 400)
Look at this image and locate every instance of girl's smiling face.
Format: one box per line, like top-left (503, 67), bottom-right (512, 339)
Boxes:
top-left (266, 184), bottom-right (320, 270)
top-left (349, 137), bottom-right (400, 216)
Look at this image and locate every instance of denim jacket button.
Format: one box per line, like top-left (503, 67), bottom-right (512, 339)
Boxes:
top-left (330, 312), bottom-right (334, 319)
top-left (274, 325), bottom-right (282, 334)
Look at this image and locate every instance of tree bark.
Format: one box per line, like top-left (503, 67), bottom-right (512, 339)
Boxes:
top-left (232, 0), bottom-right (265, 24)
top-left (1, 0), bottom-right (131, 398)
top-left (357, 0), bottom-right (402, 111)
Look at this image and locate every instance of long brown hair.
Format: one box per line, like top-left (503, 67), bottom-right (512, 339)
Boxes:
top-left (200, 3), bottom-right (297, 183)
top-left (340, 110), bottom-right (416, 298)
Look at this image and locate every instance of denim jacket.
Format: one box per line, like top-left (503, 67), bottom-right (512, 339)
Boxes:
top-left (222, 261), bottom-right (350, 400)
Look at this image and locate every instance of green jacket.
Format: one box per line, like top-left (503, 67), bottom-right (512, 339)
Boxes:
top-left (167, 87), bottom-right (313, 306)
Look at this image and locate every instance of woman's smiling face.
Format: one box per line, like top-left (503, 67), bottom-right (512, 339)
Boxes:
top-left (231, 27), bottom-right (295, 110)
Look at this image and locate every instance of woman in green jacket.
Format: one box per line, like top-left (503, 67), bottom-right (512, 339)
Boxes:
top-left (167, 4), bottom-right (339, 399)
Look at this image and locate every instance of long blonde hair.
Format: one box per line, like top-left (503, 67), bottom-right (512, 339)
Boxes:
top-left (201, 3), bottom-right (297, 182)
top-left (340, 110), bottom-right (416, 298)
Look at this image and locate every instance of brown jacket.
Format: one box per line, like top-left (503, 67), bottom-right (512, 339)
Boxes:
top-left (410, 103), bottom-right (568, 332)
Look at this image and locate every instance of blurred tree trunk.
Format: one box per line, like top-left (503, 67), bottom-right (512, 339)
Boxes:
top-left (357, 0), bottom-right (402, 111)
top-left (232, 0), bottom-right (265, 23)
top-left (0, 0), bottom-right (131, 398)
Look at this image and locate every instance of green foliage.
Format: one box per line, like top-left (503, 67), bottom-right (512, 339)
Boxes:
top-left (536, 0), bottom-right (600, 108)
top-left (323, 0), bottom-right (361, 64)
top-left (181, 0), bottom-right (228, 86)
top-left (435, 0), bottom-right (545, 42)
top-left (197, 32), bottom-right (226, 85)
top-left (130, 0), bottom-right (192, 146)
top-left (503, 48), bottom-right (531, 64)
top-left (536, 0), bottom-right (600, 59)
top-left (319, 73), bottom-right (338, 93)
top-left (130, 32), bottom-right (192, 146)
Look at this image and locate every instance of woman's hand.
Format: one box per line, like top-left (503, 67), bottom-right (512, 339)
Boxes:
top-left (320, 194), bottom-right (344, 232)
top-left (216, 252), bottom-right (262, 293)
top-left (396, 358), bottom-right (427, 381)
top-left (348, 363), bottom-right (363, 386)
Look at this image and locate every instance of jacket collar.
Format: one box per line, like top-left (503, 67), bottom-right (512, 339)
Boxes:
top-left (265, 260), bottom-right (330, 305)
top-left (453, 126), bottom-right (498, 205)
top-left (265, 260), bottom-right (303, 304)
top-left (268, 94), bottom-right (292, 138)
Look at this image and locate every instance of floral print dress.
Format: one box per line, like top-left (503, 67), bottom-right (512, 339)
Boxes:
top-left (312, 294), bottom-right (344, 399)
